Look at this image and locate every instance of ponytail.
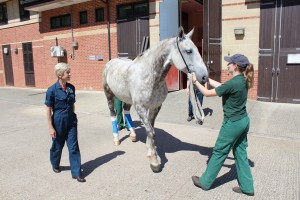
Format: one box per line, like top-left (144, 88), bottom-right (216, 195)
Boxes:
top-left (238, 63), bottom-right (254, 89)
top-left (245, 63), bottom-right (254, 89)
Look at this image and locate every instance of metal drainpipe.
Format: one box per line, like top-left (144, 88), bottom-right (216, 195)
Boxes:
top-left (70, 6), bottom-right (75, 60)
top-left (102, 0), bottom-right (111, 60)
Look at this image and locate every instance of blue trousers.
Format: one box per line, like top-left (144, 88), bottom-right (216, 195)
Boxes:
top-left (188, 87), bottom-right (204, 116)
top-left (50, 115), bottom-right (81, 177)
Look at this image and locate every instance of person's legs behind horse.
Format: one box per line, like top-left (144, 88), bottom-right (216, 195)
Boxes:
top-left (114, 97), bottom-right (125, 130)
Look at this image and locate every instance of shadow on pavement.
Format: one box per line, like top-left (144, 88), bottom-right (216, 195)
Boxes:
top-left (131, 121), bottom-right (213, 172)
top-left (81, 151), bottom-right (125, 177)
top-left (210, 157), bottom-right (255, 189)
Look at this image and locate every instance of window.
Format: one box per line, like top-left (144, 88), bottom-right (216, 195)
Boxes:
top-left (0, 3), bottom-right (8, 25)
top-left (50, 14), bottom-right (71, 29)
top-left (118, 5), bottom-right (132, 19)
top-left (134, 3), bottom-right (148, 17)
top-left (117, 2), bottom-right (148, 20)
top-left (80, 11), bottom-right (87, 24)
top-left (19, 1), bottom-right (30, 21)
top-left (95, 8), bottom-right (104, 22)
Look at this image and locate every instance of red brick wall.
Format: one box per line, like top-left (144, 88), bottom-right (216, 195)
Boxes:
top-left (0, 0), bottom-right (138, 90)
top-left (220, 69), bottom-right (258, 100)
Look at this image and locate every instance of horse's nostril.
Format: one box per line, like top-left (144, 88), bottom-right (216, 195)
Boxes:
top-left (202, 76), bottom-right (207, 81)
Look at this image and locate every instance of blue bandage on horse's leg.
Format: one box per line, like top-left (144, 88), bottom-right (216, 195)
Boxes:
top-left (124, 111), bottom-right (134, 129)
top-left (111, 117), bottom-right (118, 137)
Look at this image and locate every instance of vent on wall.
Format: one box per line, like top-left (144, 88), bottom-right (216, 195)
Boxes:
top-left (51, 46), bottom-right (65, 57)
top-left (3, 47), bottom-right (9, 55)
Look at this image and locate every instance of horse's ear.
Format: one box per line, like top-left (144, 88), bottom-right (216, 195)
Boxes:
top-left (178, 26), bottom-right (184, 39)
top-left (186, 28), bottom-right (194, 39)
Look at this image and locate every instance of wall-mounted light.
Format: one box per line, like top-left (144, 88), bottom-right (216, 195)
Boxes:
top-left (234, 28), bottom-right (245, 36)
top-left (72, 41), bottom-right (78, 48)
top-left (13, 48), bottom-right (18, 54)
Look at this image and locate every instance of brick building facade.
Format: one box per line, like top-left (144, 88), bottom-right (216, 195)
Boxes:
top-left (1, 0), bottom-right (300, 102)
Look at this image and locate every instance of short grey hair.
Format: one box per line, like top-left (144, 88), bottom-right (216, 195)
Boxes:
top-left (54, 63), bottom-right (70, 77)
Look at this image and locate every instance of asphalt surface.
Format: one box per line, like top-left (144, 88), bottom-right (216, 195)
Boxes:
top-left (0, 87), bottom-right (299, 200)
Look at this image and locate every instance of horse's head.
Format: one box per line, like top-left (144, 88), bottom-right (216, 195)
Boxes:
top-left (171, 27), bottom-right (208, 84)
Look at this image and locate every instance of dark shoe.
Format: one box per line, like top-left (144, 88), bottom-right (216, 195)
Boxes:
top-left (118, 126), bottom-right (123, 131)
top-left (196, 120), bottom-right (203, 125)
top-left (72, 176), bottom-right (86, 183)
top-left (52, 167), bottom-right (61, 173)
top-left (192, 176), bottom-right (208, 191)
top-left (126, 127), bottom-right (130, 131)
top-left (187, 116), bottom-right (194, 122)
top-left (232, 186), bottom-right (254, 196)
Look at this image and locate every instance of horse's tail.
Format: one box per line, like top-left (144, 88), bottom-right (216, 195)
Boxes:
top-left (102, 62), bottom-right (110, 86)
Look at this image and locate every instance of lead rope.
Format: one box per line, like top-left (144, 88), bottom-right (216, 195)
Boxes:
top-left (188, 74), bottom-right (204, 124)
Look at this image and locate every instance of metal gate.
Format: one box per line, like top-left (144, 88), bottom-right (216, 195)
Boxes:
top-left (203, 0), bottom-right (222, 83)
top-left (22, 42), bottom-right (35, 86)
top-left (117, 16), bottom-right (149, 59)
top-left (258, 0), bottom-right (300, 103)
top-left (2, 45), bottom-right (14, 86)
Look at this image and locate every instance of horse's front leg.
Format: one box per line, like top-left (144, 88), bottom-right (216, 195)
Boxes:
top-left (123, 103), bottom-right (137, 142)
top-left (135, 104), bottom-right (161, 173)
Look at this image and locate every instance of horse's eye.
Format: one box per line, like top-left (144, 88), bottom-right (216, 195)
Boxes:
top-left (186, 49), bottom-right (193, 54)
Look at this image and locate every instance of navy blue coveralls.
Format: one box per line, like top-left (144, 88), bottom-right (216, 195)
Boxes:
top-left (45, 81), bottom-right (82, 177)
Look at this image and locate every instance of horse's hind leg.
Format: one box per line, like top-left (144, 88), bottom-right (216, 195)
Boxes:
top-left (123, 103), bottom-right (137, 142)
top-left (103, 84), bottom-right (119, 145)
top-left (135, 104), bottom-right (161, 173)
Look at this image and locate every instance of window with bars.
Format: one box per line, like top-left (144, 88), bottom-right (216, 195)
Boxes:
top-left (50, 14), bottom-right (71, 29)
top-left (117, 2), bottom-right (148, 20)
top-left (80, 11), bottom-right (87, 24)
top-left (19, 0), bottom-right (30, 21)
top-left (0, 3), bottom-right (8, 25)
top-left (95, 8), bottom-right (104, 22)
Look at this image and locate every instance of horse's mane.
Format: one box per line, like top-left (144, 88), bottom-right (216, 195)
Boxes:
top-left (135, 37), bottom-right (175, 60)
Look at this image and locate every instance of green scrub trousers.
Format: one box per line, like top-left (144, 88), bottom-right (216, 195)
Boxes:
top-left (200, 116), bottom-right (254, 193)
top-left (114, 97), bottom-right (127, 129)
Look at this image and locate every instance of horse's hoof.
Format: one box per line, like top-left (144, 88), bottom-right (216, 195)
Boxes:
top-left (114, 140), bottom-right (120, 146)
top-left (130, 135), bottom-right (137, 142)
top-left (150, 164), bottom-right (161, 173)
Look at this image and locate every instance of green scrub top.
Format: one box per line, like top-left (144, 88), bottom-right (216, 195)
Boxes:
top-left (215, 74), bottom-right (248, 121)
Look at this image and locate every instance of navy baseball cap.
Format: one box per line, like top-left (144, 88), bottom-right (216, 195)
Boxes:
top-left (224, 54), bottom-right (249, 68)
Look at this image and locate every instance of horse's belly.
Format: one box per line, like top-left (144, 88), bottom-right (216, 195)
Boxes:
top-left (132, 85), bottom-right (168, 109)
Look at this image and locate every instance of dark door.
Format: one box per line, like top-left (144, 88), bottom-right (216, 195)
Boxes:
top-left (117, 2), bottom-right (149, 59)
top-left (22, 42), bottom-right (35, 86)
top-left (203, 0), bottom-right (221, 83)
top-left (258, 0), bottom-right (300, 103)
top-left (2, 45), bottom-right (14, 86)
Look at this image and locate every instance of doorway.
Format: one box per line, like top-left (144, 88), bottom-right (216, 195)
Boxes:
top-left (117, 2), bottom-right (149, 59)
top-left (22, 42), bottom-right (35, 86)
top-left (2, 45), bottom-right (14, 86)
top-left (258, 0), bottom-right (300, 103)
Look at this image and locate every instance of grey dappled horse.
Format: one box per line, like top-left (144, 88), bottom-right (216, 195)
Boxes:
top-left (102, 27), bottom-right (208, 172)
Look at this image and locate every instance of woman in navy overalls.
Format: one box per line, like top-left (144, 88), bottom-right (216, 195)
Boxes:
top-left (45, 63), bottom-right (85, 182)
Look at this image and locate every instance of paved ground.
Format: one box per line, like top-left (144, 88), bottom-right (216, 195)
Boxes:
top-left (0, 87), bottom-right (299, 200)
